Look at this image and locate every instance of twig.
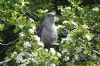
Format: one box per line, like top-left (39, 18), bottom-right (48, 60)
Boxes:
top-left (0, 38), bottom-right (19, 46)
top-left (0, 38), bottom-right (19, 54)
top-left (0, 59), bottom-right (11, 65)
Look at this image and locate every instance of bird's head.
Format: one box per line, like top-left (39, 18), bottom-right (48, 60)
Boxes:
top-left (45, 12), bottom-right (58, 23)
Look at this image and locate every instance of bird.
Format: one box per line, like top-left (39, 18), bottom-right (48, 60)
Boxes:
top-left (37, 12), bottom-right (58, 48)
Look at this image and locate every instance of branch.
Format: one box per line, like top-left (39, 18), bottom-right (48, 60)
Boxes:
top-left (0, 59), bottom-right (11, 65)
top-left (0, 38), bottom-right (19, 46)
top-left (0, 38), bottom-right (19, 54)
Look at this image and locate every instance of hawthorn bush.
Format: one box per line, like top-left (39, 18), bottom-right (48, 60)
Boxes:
top-left (0, 0), bottom-right (100, 66)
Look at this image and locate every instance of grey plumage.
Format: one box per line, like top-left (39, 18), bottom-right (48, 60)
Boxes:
top-left (37, 12), bottom-right (58, 48)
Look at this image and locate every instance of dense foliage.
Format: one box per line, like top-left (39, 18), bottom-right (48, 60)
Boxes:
top-left (0, 0), bottom-right (100, 66)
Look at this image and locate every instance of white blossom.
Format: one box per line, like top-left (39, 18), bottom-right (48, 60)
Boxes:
top-left (29, 18), bottom-right (34, 22)
top-left (26, 52), bottom-right (34, 58)
top-left (11, 51), bottom-right (17, 58)
top-left (16, 54), bottom-right (24, 63)
top-left (16, 52), bottom-right (38, 65)
top-left (40, 9), bottom-right (48, 13)
top-left (65, 7), bottom-right (71, 10)
top-left (64, 56), bottom-right (69, 61)
top-left (62, 20), bottom-right (69, 24)
top-left (57, 52), bottom-right (61, 58)
top-left (29, 29), bottom-right (34, 34)
top-left (50, 63), bottom-right (56, 66)
top-left (45, 48), bottom-right (48, 52)
top-left (38, 47), bottom-right (44, 50)
top-left (23, 41), bottom-right (31, 49)
top-left (66, 33), bottom-right (72, 41)
top-left (19, 32), bottom-right (25, 37)
top-left (18, 25), bottom-right (24, 29)
top-left (60, 38), bottom-right (67, 43)
top-left (34, 35), bottom-right (40, 42)
top-left (16, 52), bottom-right (31, 64)
top-left (85, 34), bottom-right (91, 41)
top-left (34, 33), bottom-right (44, 47)
top-left (61, 33), bottom-right (72, 43)
top-left (58, 6), bottom-right (64, 12)
top-left (21, 59), bottom-right (28, 63)
top-left (56, 25), bottom-right (64, 29)
top-left (31, 58), bottom-right (38, 64)
top-left (66, 36), bottom-right (72, 41)
top-left (37, 41), bottom-right (44, 47)
top-left (77, 7), bottom-right (83, 10)
top-left (71, 21), bottom-right (78, 28)
top-left (29, 26), bottom-right (36, 34)
top-left (4, 57), bottom-right (10, 61)
top-left (50, 48), bottom-right (56, 55)
top-left (92, 7), bottom-right (99, 11)
top-left (62, 49), bottom-right (69, 54)
top-left (74, 54), bottom-right (79, 61)
top-left (19, 64), bottom-right (26, 66)
top-left (32, 26), bottom-right (36, 30)
top-left (33, 52), bottom-right (38, 57)
top-left (52, 43), bottom-right (59, 45)
top-left (83, 24), bottom-right (89, 29)
top-left (19, 58), bottom-right (31, 66)
top-left (22, 2), bottom-right (25, 6)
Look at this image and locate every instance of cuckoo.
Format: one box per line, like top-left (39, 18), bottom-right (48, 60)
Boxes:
top-left (37, 12), bottom-right (58, 48)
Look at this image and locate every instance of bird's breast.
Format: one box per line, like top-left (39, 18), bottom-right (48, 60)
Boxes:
top-left (41, 27), bottom-right (57, 44)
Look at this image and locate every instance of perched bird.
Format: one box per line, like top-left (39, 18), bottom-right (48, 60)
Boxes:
top-left (37, 12), bottom-right (58, 48)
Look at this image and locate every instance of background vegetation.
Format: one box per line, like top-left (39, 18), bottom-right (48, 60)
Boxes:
top-left (0, 0), bottom-right (100, 66)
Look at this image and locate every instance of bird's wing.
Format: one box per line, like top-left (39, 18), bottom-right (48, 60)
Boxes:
top-left (37, 25), bottom-right (44, 37)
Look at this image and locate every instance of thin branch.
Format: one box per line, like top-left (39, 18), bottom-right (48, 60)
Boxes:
top-left (0, 38), bottom-right (19, 54)
top-left (0, 59), bottom-right (11, 65)
top-left (0, 38), bottom-right (19, 65)
top-left (0, 38), bottom-right (19, 46)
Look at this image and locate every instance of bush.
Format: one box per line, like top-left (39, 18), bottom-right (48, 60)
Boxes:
top-left (0, 0), bottom-right (100, 66)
